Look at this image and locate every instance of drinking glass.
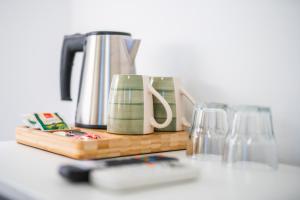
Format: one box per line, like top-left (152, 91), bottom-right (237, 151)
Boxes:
top-left (206, 102), bottom-right (231, 120)
top-left (222, 106), bottom-right (278, 169)
top-left (186, 104), bottom-right (229, 160)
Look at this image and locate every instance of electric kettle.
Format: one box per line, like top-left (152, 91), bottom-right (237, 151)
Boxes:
top-left (60, 31), bottom-right (140, 128)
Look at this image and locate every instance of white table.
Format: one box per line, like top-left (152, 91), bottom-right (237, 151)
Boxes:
top-left (0, 141), bottom-right (300, 200)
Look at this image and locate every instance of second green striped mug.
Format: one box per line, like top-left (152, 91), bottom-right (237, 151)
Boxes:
top-left (107, 75), bottom-right (172, 134)
top-left (152, 76), bottom-right (196, 131)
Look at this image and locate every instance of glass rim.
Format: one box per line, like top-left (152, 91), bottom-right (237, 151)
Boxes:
top-left (194, 103), bottom-right (207, 109)
top-left (232, 105), bottom-right (271, 112)
top-left (193, 102), bottom-right (229, 110)
top-left (206, 102), bottom-right (228, 109)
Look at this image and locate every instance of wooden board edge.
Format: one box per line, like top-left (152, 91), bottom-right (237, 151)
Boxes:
top-left (15, 126), bottom-right (189, 160)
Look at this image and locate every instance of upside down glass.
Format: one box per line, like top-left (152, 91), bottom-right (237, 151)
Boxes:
top-left (222, 106), bottom-right (278, 169)
top-left (187, 104), bottom-right (228, 160)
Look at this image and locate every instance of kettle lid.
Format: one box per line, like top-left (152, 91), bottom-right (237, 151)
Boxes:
top-left (86, 31), bottom-right (131, 36)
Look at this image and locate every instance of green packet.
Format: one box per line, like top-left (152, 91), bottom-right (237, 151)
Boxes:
top-left (23, 113), bottom-right (70, 131)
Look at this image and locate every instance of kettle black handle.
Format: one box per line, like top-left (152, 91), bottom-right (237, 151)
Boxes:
top-left (60, 34), bottom-right (85, 100)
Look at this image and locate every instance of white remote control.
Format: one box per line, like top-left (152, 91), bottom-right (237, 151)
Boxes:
top-left (90, 161), bottom-right (199, 190)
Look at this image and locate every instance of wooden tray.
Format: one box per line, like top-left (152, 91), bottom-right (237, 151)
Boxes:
top-left (16, 126), bottom-right (188, 160)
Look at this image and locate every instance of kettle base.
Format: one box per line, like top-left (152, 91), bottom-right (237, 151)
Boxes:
top-left (75, 123), bottom-right (107, 130)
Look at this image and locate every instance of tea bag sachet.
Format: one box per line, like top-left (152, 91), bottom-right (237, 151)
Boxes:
top-left (23, 113), bottom-right (71, 131)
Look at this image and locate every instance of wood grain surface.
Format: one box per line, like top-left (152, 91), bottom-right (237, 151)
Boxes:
top-left (15, 126), bottom-right (188, 160)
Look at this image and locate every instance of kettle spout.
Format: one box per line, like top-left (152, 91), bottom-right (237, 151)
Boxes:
top-left (126, 39), bottom-right (141, 61)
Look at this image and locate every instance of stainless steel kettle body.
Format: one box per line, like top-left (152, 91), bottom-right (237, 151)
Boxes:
top-left (60, 31), bottom-right (140, 128)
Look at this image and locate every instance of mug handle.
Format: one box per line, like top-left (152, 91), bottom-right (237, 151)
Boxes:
top-left (148, 84), bottom-right (172, 129)
top-left (180, 87), bottom-right (196, 127)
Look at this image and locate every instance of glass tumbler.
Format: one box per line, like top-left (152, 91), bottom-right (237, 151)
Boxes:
top-left (207, 102), bottom-right (232, 130)
top-left (222, 106), bottom-right (278, 169)
top-left (186, 104), bottom-right (229, 160)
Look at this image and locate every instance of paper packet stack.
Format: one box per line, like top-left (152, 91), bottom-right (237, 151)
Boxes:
top-left (23, 113), bottom-right (71, 131)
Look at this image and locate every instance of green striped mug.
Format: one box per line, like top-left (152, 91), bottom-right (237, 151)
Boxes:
top-left (152, 77), bottom-right (196, 131)
top-left (107, 75), bottom-right (172, 134)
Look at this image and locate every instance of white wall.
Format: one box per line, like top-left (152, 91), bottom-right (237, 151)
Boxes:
top-left (0, 0), bottom-right (74, 139)
top-left (0, 0), bottom-right (299, 165)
